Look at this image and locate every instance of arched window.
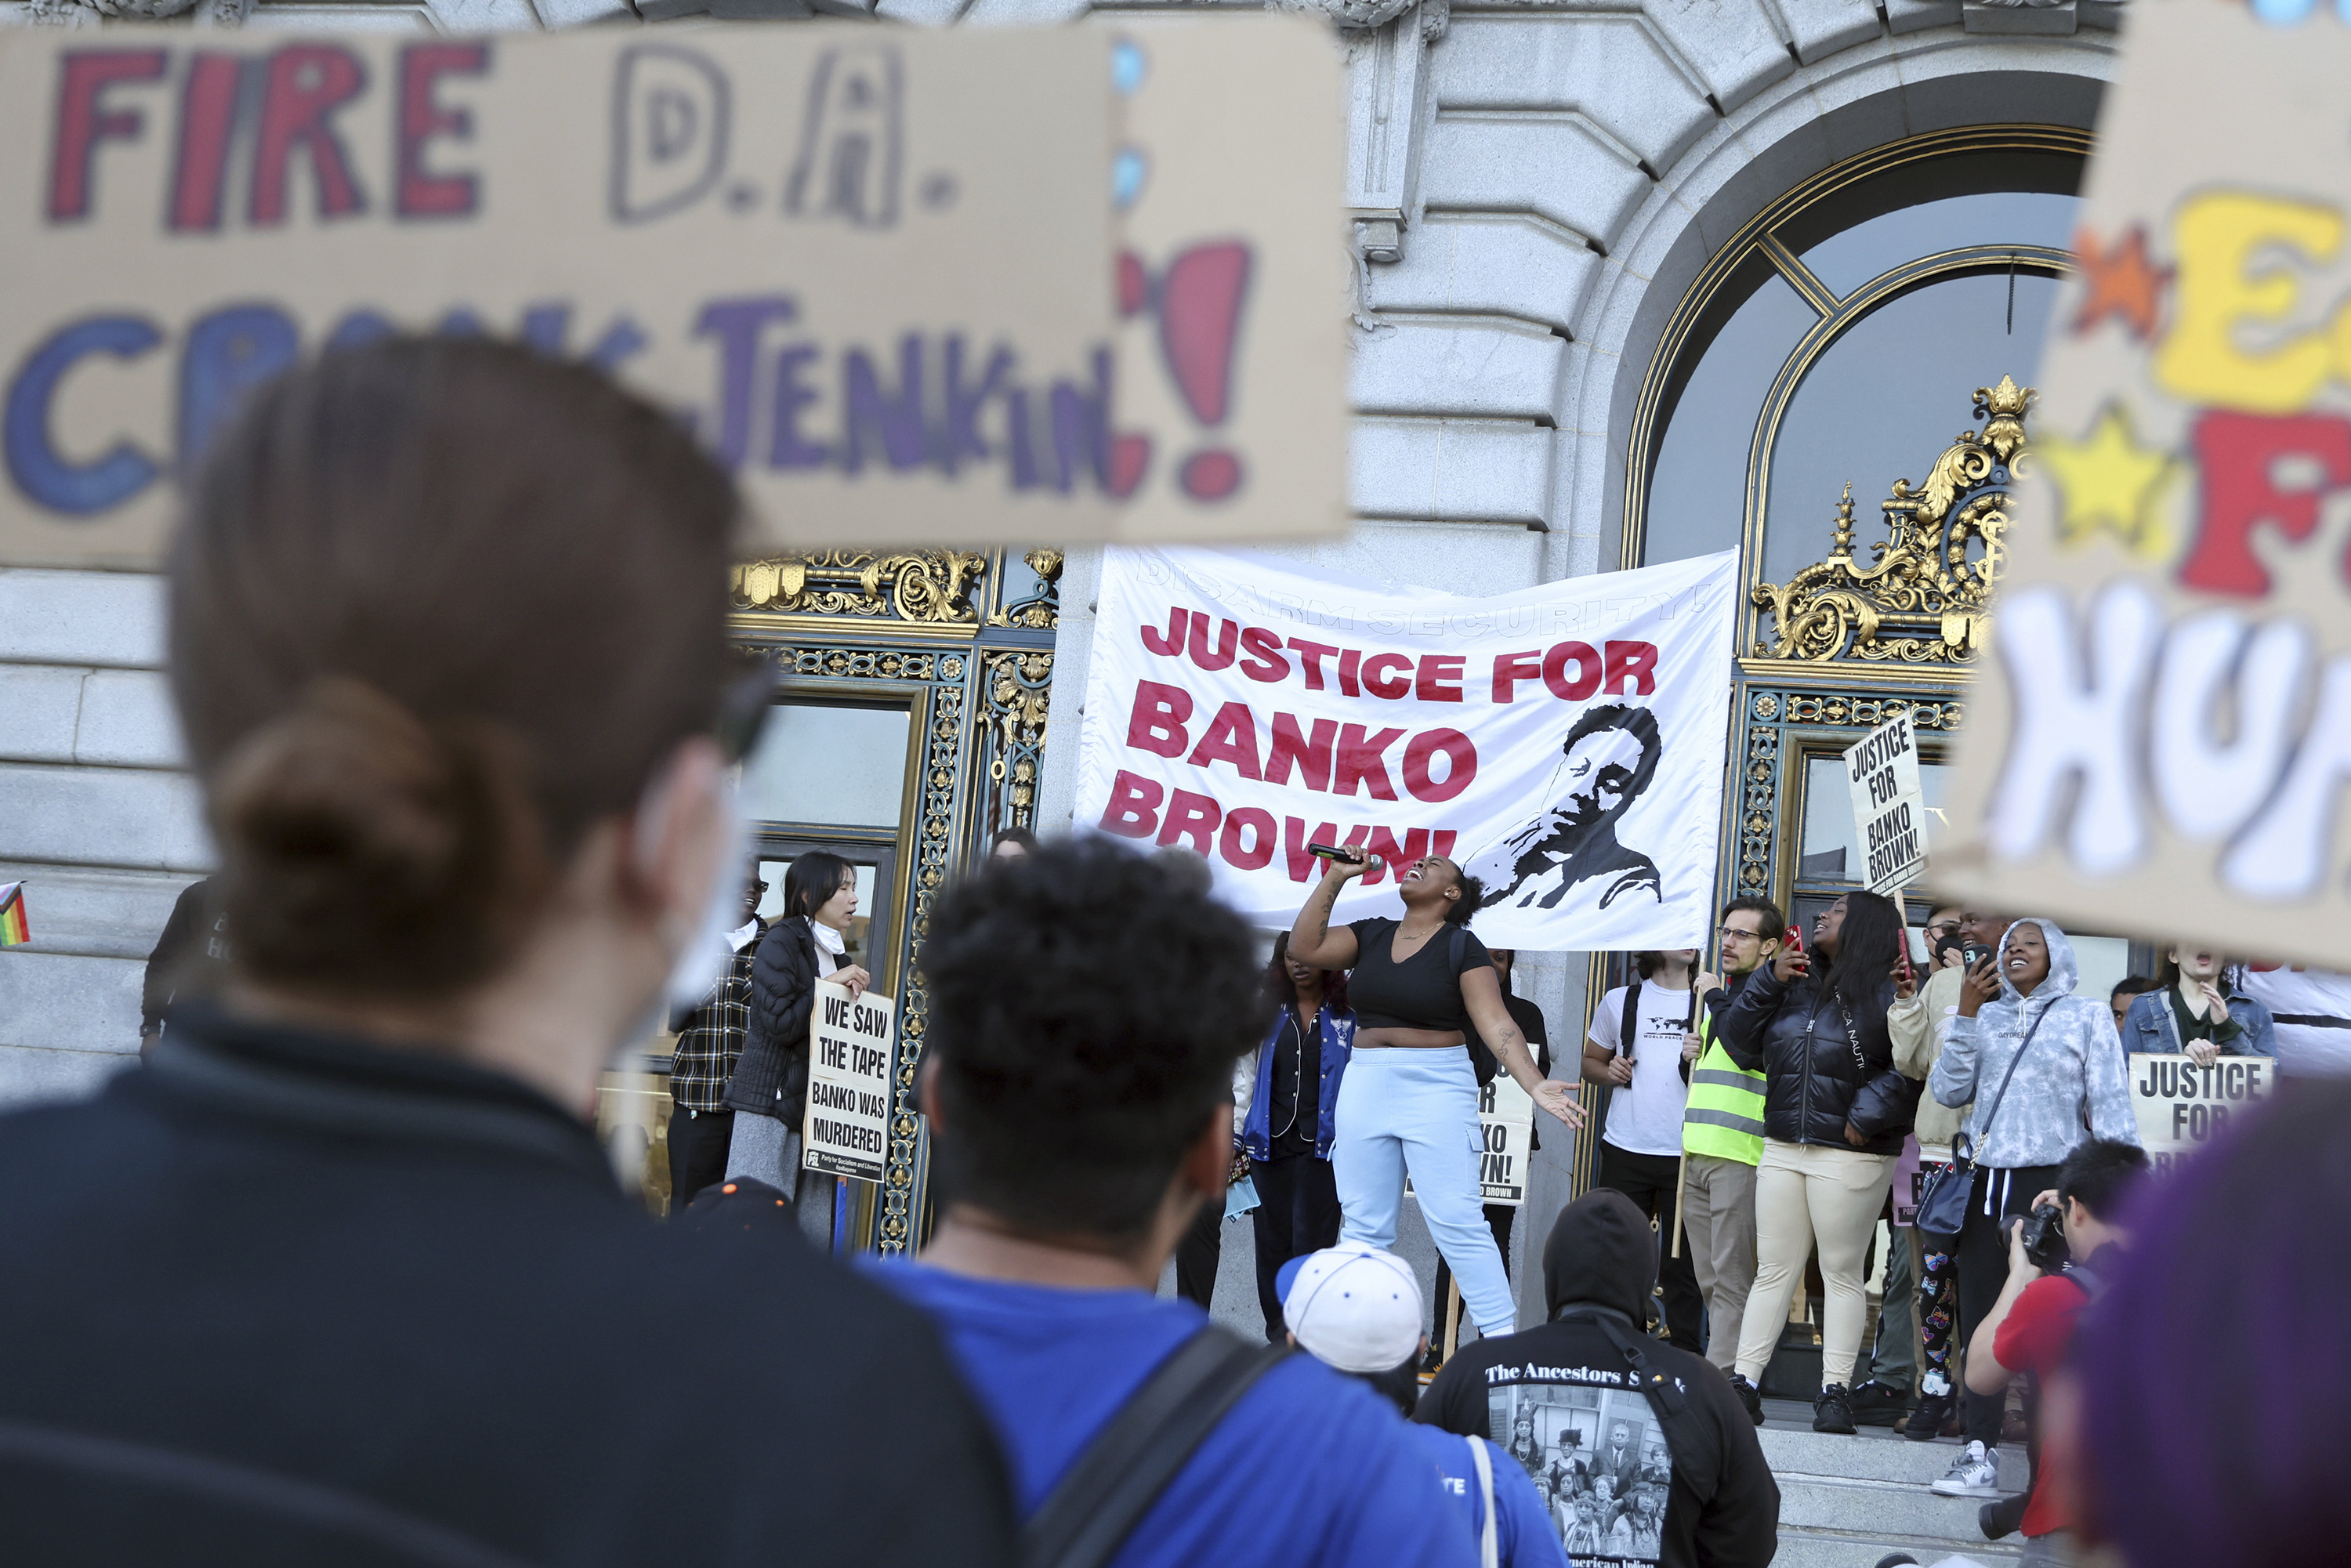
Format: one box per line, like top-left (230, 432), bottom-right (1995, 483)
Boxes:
top-left (1626, 129), bottom-right (2087, 592)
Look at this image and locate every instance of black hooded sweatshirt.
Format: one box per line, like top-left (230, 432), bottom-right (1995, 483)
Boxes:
top-left (1417, 1191), bottom-right (1780, 1568)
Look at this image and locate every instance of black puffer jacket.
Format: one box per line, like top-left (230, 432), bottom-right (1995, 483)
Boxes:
top-left (723, 917), bottom-right (822, 1122)
top-left (1719, 963), bottom-right (1916, 1155)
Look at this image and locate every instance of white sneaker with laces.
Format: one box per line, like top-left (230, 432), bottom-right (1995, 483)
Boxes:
top-left (1931, 1439), bottom-right (2001, 1497)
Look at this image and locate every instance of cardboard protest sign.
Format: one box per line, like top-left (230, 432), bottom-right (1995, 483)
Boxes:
top-left (1094, 20), bottom-right (1349, 545)
top-left (1076, 546), bottom-right (1740, 949)
top-left (1476, 1075), bottom-right (1534, 1206)
top-left (802, 978), bottom-right (893, 1183)
top-left (1937, 2), bottom-right (2351, 969)
top-left (1845, 712), bottom-right (1926, 898)
top-left (2128, 1051), bottom-right (2275, 1177)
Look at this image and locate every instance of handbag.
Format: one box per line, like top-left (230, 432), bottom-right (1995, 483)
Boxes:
top-left (1913, 1003), bottom-right (2050, 1236)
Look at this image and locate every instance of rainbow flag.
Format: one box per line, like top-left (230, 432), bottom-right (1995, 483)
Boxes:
top-left (0, 883), bottom-right (27, 947)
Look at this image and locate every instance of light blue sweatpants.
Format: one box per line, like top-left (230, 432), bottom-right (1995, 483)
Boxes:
top-left (1331, 1047), bottom-right (1517, 1339)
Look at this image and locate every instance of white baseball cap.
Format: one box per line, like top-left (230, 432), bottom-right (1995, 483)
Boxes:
top-left (1276, 1244), bottom-right (1424, 1373)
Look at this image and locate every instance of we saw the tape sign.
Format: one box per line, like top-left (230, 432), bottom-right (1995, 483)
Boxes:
top-left (803, 979), bottom-right (893, 1184)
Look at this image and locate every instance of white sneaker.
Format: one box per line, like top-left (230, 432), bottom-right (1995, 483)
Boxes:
top-left (1931, 1439), bottom-right (2001, 1497)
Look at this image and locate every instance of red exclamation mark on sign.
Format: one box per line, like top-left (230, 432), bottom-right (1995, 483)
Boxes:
top-left (1159, 241), bottom-right (1251, 502)
top-left (1107, 250), bottom-right (1154, 498)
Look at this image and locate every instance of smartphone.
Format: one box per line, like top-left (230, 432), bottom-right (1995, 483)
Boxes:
top-left (1784, 923), bottom-right (1805, 954)
top-left (1895, 942), bottom-right (1914, 990)
top-left (1962, 941), bottom-right (1995, 973)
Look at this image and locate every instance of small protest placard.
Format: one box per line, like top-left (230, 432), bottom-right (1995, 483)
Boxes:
top-left (1844, 712), bottom-right (1925, 898)
top-left (1476, 1075), bottom-right (1534, 1207)
top-left (802, 978), bottom-right (893, 1184)
top-left (2128, 1052), bottom-right (2275, 1177)
top-left (1937, 3), bottom-right (2351, 969)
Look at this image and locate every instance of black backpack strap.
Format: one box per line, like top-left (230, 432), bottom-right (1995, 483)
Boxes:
top-left (1020, 1327), bottom-right (1288, 1568)
top-left (1621, 978), bottom-right (1643, 1064)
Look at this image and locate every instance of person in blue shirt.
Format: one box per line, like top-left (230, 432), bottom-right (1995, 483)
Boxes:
top-left (1275, 1245), bottom-right (1567, 1568)
top-left (875, 838), bottom-right (1476, 1568)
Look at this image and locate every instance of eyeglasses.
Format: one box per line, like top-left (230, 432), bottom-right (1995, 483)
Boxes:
top-left (1715, 925), bottom-right (1767, 942)
top-left (713, 654), bottom-right (778, 765)
top-left (1925, 920), bottom-right (1963, 937)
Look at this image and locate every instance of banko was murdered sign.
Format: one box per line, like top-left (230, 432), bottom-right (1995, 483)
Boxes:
top-left (1844, 712), bottom-right (1926, 898)
top-left (802, 979), bottom-right (893, 1184)
top-left (0, 19), bottom-right (1345, 568)
top-left (1476, 1075), bottom-right (1534, 1207)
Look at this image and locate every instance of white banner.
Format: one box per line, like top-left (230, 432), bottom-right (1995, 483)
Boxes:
top-left (1074, 547), bottom-right (1739, 949)
top-left (802, 979), bottom-right (893, 1183)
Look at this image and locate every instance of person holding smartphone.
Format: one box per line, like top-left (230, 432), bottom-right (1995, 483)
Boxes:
top-left (1288, 847), bottom-right (1582, 1343)
top-left (2117, 943), bottom-right (2277, 1065)
top-left (1717, 891), bottom-right (1921, 1435)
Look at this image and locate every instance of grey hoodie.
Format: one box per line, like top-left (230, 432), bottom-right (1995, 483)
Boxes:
top-left (1929, 918), bottom-right (2142, 1168)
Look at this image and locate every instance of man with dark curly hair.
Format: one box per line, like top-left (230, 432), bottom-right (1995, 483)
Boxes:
top-left (878, 838), bottom-right (1476, 1568)
top-left (1465, 704), bottom-right (1665, 914)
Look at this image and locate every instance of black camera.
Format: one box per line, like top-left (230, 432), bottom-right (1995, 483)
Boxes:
top-left (2018, 1203), bottom-right (2070, 1272)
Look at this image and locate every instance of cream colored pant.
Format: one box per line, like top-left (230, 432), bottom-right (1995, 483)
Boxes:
top-left (1733, 1139), bottom-right (1896, 1392)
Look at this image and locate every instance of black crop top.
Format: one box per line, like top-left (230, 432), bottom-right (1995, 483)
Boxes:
top-left (1346, 918), bottom-right (1492, 1032)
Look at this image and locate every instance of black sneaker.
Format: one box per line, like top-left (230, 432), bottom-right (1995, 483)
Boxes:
top-left (1903, 1389), bottom-right (1954, 1442)
top-left (1849, 1380), bottom-right (1907, 1427)
top-left (1813, 1382), bottom-right (1857, 1435)
top-left (1980, 1492), bottom-right (2028, 1540)
top-left (1727, 1372), bottom-right (1765, 1427)
top-left (1420, 1344), bottom-right (1444, 1376)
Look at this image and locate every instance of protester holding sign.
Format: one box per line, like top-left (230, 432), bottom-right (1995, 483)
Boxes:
top-left (1237, 933), bottom-right (1356, 1342)
top-left (2119, 945), bottom-right (2275, 1065)
top-left (1583, 948), bottom-right (1707, 1356)
top-left (1679, 899), bottom-right (1782, 1382)
top-left (1288, 849), bottom-right (1581, 1345)
top-left (0, 339), bottom-right (1016, 1563)
top-left (725, 851), bottom-right (870, 1237)
top-left (1928, 919), bottom-right (2139, 1501)
top-left (1719, 892), bottom-right (1919, 1436)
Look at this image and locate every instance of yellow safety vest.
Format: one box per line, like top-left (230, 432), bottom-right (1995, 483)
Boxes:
top-left (1682, 994), bottom-right (1766, 1164)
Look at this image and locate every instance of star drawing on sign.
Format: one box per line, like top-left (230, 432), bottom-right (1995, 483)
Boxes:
top-left (2071, 225), bottom-right (2172, 340)
top-left (2034, 403), bottom-right (2175, 559)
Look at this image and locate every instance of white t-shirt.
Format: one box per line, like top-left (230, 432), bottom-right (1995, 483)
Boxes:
top-left (1587, 980), bottom-right (1696, 1157)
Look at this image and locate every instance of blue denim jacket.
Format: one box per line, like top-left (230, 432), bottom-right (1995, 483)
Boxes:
top-left (2120, 985), bottom-right (2277, 1059)
top-left (1241, 1004), bottom-right (1354, 1163)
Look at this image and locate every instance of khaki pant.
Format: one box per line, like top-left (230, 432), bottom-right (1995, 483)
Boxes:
top-left (1679, 1153), bottom-right (1758, 1373)
top-left (1733, 1139), bottom-right (1896, 1391)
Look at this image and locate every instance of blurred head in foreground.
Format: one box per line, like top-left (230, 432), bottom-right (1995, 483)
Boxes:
top-left (169, 338), bottom-right (741, 1098)
top-left (2075, 1080), bottom-right (2351, 1566)
top-left (917, 835), bottom-right (1266, 1256)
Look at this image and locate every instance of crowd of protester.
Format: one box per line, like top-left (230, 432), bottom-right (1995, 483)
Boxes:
top-left (38, 338), bottom-right (2351, 1568)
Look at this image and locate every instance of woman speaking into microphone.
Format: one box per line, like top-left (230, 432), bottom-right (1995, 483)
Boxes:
top-left (1288, 846), bottom-right (1583, 1343)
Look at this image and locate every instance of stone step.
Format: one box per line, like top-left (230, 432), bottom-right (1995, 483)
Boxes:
top-left (1755, 1410), bottom-right (2030, 1490)
top-left (1771, 1528), bottom-right (2019, 1568)
top-left (1774, 1470), bottom-right (2015, 1538)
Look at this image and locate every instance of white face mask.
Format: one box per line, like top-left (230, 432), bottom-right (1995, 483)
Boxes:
top-left (660, 771), bottom-right (752, 1014)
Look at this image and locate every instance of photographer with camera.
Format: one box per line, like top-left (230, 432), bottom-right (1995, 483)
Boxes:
top-left (1962, 1139), bottom-right (2149, 1568)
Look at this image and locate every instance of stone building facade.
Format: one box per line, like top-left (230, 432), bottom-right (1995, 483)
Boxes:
top-left (0, 0), bottom-right (2118, 1188)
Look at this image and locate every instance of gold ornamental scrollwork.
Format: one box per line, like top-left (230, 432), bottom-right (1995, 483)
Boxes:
top-left (987, 547), bottom-right (1065, 631)
top-left (732, 549), bottom-right (987, 625)
top-left (980, 650), bottom-right (1052, 834)
top-left (1751, 375), bottom-right (2033, 665)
